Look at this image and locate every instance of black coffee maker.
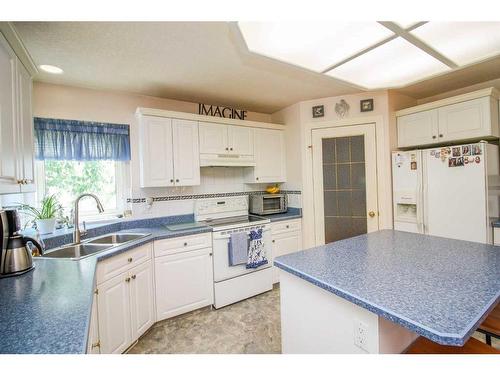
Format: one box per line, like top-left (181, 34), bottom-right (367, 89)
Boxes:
top-left (0, 209), bottom-right (45, 278)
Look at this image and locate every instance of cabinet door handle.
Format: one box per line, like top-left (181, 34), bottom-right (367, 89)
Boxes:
top-left (125, 277), bottom-right (131, 283)
top-left (131, 275), bottom-right (136, 280)
top-left (170, 179), bottom-right (174, 183)
top-left (128, 257), bottom-right (133, 263)
top-left (225, 147), bottom-right (229, 151)
top-left (176, 179), bottom-right (179, 183)
top-left (432, 135), bottom-right (437, 139)
top-left (184, 242), bottom-right (188, 246)
top-left (272, 239), bottom-right (275, 243)
top-left (230, 147), bottom-right (233, 151)
top-left (256, 177), bottom-right (259, 181)
top-left (439, 134), bottom-right (443, 138)
top-left (286, 225), bottom-right (289, 228)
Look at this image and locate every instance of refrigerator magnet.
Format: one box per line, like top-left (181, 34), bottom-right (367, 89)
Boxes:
top-left (462, 145), bottom-right (471, 156)
top-left (464, 157), bottom-right (469, 165)
top-left (411, 161), bottom-right (417, 170)
top-left (452, 147), bottom-right (461, 157)
top-left (472, 145), bottom-right (482, 155)
top-left (448, 158), bottom-right (456, 167)
top-left (430, 150), bottom-right (435, 156)
top-left (456, 157), bottom-right (464, 166)
top-left (475, 156), bottom-right (481, 163)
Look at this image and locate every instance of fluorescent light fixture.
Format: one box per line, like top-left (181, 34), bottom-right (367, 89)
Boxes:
top-left (238, 22), bottom-right (393, 72)
top-left (39, 64), bottom-right (63, 74)
top-left (326, 37), bottom-right (450, 89)
top-left (411, 22), bottom-right (500, 66)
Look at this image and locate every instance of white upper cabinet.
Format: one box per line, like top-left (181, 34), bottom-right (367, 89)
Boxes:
top-left (199, 121), bottom-right (228, 154)
top-left (246, 128), bottom-right (286, 183)
top-left (198, 121), bottom-right (255, 166)
top-left (0, 33), bottom-right (18, 194)
top-left (172, 119), bottom-right (200, 186)
top-left (138, 115), bottom-right (200, 187)
top-left (228, 126), bottom-right (254, 156)
top-left (397, 109), bottom-right (439, 148)
top-left (396, 89), bottom-right (499, 148)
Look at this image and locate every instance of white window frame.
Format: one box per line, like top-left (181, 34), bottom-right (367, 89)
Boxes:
top-left (35, 160), bottom-right (130, 222)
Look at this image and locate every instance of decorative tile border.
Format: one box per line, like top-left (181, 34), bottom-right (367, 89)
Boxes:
top-left (127, 190), bottom-right (301, 204)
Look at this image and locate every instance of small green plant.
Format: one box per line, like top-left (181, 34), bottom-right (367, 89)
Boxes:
top-left (19, 194), bottom-right (62, 220)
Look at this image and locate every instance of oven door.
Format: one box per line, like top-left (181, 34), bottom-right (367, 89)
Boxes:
top-left (212, 225), bottom-right (271, 282)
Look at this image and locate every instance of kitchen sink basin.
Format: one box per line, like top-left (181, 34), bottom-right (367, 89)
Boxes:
top-left (87, 233), bottom-right (149, 245)
top-left (42, 243), bottom-right (112, 260)
top-left (40, 232), bottom-right (151, 260)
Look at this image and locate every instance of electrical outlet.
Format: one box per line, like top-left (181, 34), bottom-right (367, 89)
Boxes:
top-left (354, 320), bottom-right (369, 352)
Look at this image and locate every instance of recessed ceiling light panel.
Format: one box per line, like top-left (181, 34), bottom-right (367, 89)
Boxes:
top-left (411, 22), bottom-right (500, 66)
top-left (326, 37), bottom-right (450, 89)
top-left (39, 64), bottom-right (64, 74)
top-left (238, 22), bottom-right (393, 72)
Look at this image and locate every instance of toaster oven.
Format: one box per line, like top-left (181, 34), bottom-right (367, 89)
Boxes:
top-left (249, 194), bottom-right (287, 215)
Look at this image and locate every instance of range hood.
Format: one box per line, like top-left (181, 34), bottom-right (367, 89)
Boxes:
top-left (200, 154), bottom-right (256, 167)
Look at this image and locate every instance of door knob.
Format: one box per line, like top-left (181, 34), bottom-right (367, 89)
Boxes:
top-left (368, 211), bottom-right (376, 218)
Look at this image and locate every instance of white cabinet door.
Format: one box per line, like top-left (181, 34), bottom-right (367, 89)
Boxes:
top-left (155, 248), bottom-right (214, 321)
top-left (87, 292), bottom-right (101, 354)
top-left (129, 260), bottom-right (155, 340)
top-left (438, 97), bottom-right (494, 142)
top-left (199, 122), bottom-right (228, 154)
top-left (16, 60), bottom-right (35, 193)
top-left (397, 109), bottom-right (439, 148)
top-left (248, 128), bottom-right (286, 183)
top-left (0, 33), bottom-right (20, 194)
top-left (272, 230), bottom-right (302, 283)
top-left (228, 126), bottom-right (254, 156)
top-left (97, 273), bottom-right (132, 354)
top-left (172, 119), bottom-right (200, 186)
top-left (139, 116), bottom-right (174, 187)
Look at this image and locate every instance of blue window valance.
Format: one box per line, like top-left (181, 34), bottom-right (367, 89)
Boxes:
top-left (34, 117), bottom-right (131, 161)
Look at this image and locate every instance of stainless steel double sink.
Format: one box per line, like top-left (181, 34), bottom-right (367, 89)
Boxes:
top-left (41, 233), bottom-right (150, 260)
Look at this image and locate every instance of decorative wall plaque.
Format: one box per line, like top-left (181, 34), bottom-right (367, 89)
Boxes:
top-left (335, 99), bottom-right (350, 118)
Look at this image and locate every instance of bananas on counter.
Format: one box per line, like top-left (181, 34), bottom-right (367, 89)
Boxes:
top-left (266, 185), bottom-right (280, 194)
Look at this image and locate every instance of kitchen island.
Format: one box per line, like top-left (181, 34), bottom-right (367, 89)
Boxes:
top-left (274, 230), bottom-right (500, 354)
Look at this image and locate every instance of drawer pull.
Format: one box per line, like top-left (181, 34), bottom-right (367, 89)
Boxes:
top-left (184, 242), bottom-right (188, 246)
top-left (286, 225), bottom-right (289, 229)
top-left (272, 239), bottom-right (275, 243)
top-left (128, 257), bottom-right (133, 263)
top-left (125, 277), bottom-right (131, 283)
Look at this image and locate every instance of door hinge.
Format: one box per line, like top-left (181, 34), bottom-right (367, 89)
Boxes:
top-left (91, 340), bottom-right (101, 349)
top-left (307, 145), bottom-right (313, 149)
top-left (94, 288), bottom-right (98, 295)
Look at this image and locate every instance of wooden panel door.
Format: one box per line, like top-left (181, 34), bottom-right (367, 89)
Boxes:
top-left (16, 60), bottom-right (35, 192)
top-left (155, 248), bottom-right (214, 321)
top-left (397, 109), bottom-right (439, 148)
top-left (228, 126), bottom-right (254, 156)
top-left (172, 118), bottom-right (200, 186)
top-left (0, 33), bottom-right (20, 194)
top-left (129, 260), bottom-right (155, 340)
top-left (199, 122), bottom-right (228, 154)
top-left (97, 273), bottom-right (132, 354)
top-left (139, 116), bottom-right (174, 187)
top-left (252, 128), bottom-right (286, 183)
top-left (438, 97), bottom-right (493, 142)
top-left (272, 230), bottom-right (302, 283)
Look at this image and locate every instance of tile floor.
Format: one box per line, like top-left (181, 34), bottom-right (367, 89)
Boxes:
top-left (129, 285), bottom-right (498, 354)
top-left (129, 286), bottom-right (281, 354)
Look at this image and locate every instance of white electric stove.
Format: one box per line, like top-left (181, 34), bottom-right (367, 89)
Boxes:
top-left (195, 196), bottom-right (273, 308)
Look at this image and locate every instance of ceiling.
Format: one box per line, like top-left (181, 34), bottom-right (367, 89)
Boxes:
top-left (13, 22), bottom-right (500, 114)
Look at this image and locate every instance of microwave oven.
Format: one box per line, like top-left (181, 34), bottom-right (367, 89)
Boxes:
top-left (249, 194), bottom-right (287, 215)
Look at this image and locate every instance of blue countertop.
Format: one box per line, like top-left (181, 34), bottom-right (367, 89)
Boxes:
top-left (274, 230), bottom-right (500, 346)
top-left (0, 218), bottom-right (212, 354)
top-left (259, 207), bottom-right (302, 223)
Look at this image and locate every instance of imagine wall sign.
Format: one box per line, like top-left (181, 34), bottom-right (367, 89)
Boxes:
top-left (198, 103), bottom-right (248, 120)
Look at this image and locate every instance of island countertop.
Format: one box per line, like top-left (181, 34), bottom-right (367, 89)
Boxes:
top-left (274, 230), bottom-right (500, 346)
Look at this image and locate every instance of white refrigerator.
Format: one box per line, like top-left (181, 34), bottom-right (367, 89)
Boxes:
top-left (392, 142), bottom-right (499, 244)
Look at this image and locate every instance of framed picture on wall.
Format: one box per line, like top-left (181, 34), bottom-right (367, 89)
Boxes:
top-left (312, 105), bottom-right (324, 118)
top-left (360, 99), bottom-right (374, 112)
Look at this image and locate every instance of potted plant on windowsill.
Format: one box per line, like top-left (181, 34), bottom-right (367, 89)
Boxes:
top-left (19, 194), bottom-right (62, 235)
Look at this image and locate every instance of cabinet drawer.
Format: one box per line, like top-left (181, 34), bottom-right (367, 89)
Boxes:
top-left (271, 219), bottom-right (302, 234)
top-left (154, 232), bottom-right (212, 257)
top-left (96, 243), bottom-right (152, 284)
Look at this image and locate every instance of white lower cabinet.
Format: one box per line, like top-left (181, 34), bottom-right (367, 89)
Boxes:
top-left (271, 219), bottom-right (302, 284)
top-left (93, 243), bottom-right (155, 354)
top-left (155, 246), bottom-right (214, 321)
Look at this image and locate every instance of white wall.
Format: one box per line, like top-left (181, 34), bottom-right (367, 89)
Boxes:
top-left (28, 82), bottom-right (284, 218)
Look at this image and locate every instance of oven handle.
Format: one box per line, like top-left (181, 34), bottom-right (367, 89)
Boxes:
top-left (214, 229), bottom-right (270, 240)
